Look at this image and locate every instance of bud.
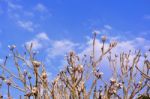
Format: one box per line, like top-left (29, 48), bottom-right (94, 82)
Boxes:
top-left (0, 95), bottom-right (3, 98)
top-left (110, 41), bottom-right (117, 48)
top-left (78, 64), bottom-right (83, 73)
top-left (8, 45), bottom-right (16, 50)
top-left (80, 81), bottom-right (85, 91)
top-left (138, 81), bottom-right (142, 85)
top-left (101, 35), bottom-right (107, 42)
top-left (28, 73), bottom-right (32, 79)
top-left (116, 83), bottom-right (123, 89)
top-left (54, 77), bottom-right (59, 84)
top-left (94, 70), bottom-right (103, 79)
top-left (6, 80), bottom-right (11, 86)
top-left (23, 69), bottom-right (27, 76)
top-left (110, 78), bottom-right (116, 84)
top-left (32, 61), bottom-right (41, 68)
top-left (92, 30), bottom-right (99, 35)
top-left (69, 51), bottom-right (75, 57)
top-left (42, 71), bottom-right (47, 79)
top-left (32, 87), bottom-right (38, 94)
top-left (33, 51), bottom-right (39, 55)
top-left (113, 89), bottom-right (117, 94)
top-left (144, 53), bottom-right (148, 58)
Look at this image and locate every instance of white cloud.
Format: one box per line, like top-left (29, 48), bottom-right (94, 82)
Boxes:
top-left (25, 33), bottom-right (150, 74)
top-left (25, 32), bottom-right (49, 50)
top-left (104, 25), bottom-right (112, 30)
top-left (78, 38), bottom-right (102, 58)
top-left (36, 32), bottom-right (50, 40)
top-left (7, 2), bottom-right (22, 10)
top-left (45, 39), bottom-right (79, 72)
top-left (77, 36), bottom-right (150, 78)
top-left (3, 1), bottom-right (51, 32)
top-left (17, 20), bottom-right (36, 32)
top-left (47, 40), bottom-right (78, 58)
top-left (23, 11), bottom-right (34, 17)
top-left (79, 36), bottom-right (150, 60)
top-left (4, 1), bottom-right (38, 32)
top-left (91, 25), bottom-right (113, 35)
top-left (34, 3), bottom-right (51, 19)
top-left (34, 3), bottom-right (48, 12)
top-left (26, 39), bottom-right (42, 50)
top-left (25, 32), bottom-right (78, 60)
top-left (6, 1), bottom-right (23, 19)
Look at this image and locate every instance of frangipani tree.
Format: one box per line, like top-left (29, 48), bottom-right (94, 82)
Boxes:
top-left (0, 33), bottom-right (149, 99)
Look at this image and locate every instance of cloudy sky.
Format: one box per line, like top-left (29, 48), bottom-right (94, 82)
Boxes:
top-left (0, 0), bottom-right (150, 97)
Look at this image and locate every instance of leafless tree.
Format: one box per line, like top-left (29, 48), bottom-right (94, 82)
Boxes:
top-left (0, 33), bottom-right (149, 99)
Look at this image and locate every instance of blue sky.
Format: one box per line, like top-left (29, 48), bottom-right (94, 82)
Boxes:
top-left (0, 0), bottom-right (150, 79)
top-left (0, 0), bottom-right (150, 98)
